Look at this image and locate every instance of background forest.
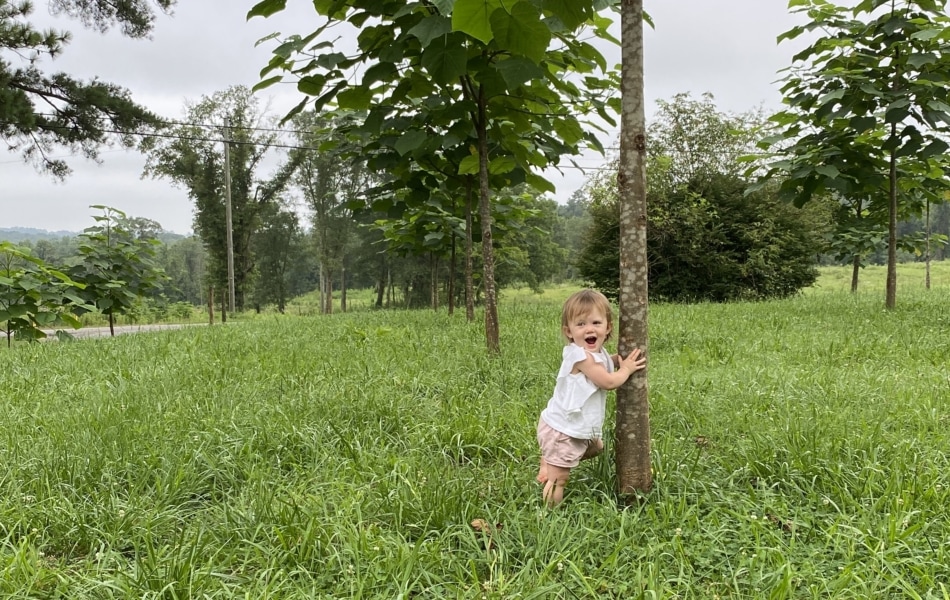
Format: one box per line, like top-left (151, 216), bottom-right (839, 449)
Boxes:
top-left (5, 94), bottom-right (949, 319)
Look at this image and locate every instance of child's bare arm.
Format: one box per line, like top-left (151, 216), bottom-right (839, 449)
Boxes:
top-left (576, 349), bottom-right (646, 390)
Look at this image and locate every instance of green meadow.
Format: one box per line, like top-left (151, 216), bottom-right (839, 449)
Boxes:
top-left (1, 266), bottom-right (949, 598)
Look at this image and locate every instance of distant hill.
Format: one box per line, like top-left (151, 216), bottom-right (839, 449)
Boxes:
top-left (0, 227), bottom-right (78, 243)
top-left (1, 227), bottom-right (187, 244)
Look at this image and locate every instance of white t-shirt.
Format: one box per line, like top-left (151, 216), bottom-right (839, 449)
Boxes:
top-left (540, 343), bottom-right (614, 440)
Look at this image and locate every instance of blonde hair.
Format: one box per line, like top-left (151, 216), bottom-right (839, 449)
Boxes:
top-left (561, 289), bottom-right (614, 342)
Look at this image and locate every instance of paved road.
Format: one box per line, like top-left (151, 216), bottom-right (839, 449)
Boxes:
top-left (42, 323), bottom-right (205, 340)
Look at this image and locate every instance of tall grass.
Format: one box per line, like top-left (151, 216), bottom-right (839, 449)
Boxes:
top-left (1, 270), bottom-right (948, 598)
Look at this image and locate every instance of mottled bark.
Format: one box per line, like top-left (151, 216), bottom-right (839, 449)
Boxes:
top-left (851, 255), bottom-right (860, 293)
top-left (886, 136), bottom-right (897, 310)
top-left (341, 267), bottom-right (347, 313)
top-left (465, 179), bottom-right (475, 323)
top-left (925, 200), bottom-right (932, 290)
top-left (476, 89), bottom-right (500, 353)
top-left (615, 0), bottom-right (652, 497)
top-left (449, 232), bottom-right (456, 316)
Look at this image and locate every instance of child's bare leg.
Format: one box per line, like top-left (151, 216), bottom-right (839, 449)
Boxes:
top-left (536, 458), bottom-right (550, 484)
top-left (541, 465), bottom-right (571, 507)
top-left (581, 438), bottom-right (604, 461)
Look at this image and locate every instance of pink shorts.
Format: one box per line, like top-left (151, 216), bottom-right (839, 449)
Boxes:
top-left (537, 418), bottom-right (595, 468)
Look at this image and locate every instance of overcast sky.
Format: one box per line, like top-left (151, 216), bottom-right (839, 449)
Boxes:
top-left (3, 1), bottom-right (804, 234)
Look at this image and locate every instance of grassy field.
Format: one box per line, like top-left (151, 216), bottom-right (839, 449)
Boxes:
top-left (1, 267), bottom-right (949, 598)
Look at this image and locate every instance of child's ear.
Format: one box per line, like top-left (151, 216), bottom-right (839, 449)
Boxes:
top-left (562, 325), bottom-right (572, 341)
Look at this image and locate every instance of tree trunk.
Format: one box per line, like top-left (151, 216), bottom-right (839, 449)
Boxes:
top-left (851, 255), bottom-right (860, 293)
top-left (431, 253), bottom-right (438, 311)
top-left (341, 266), bottom-right (347, 313)
top-left (208, 286), bottom-right (214, 325)
top-left (475, 92), bottom-right (500, 353)
top-left (615, 0), bottom-right (652, 498)
top-left (108, 312), bottom-right (115, 337)
top-left (465, 178), bottom-right (475, 323)
top-left (926, 198), bottom-right (932, 290)
top-left (886, 140), bottom-right (897, 310)
top-left (449, 231), bottom-right (456, 316)
top-left (376, 252), bottom-right (386, 308)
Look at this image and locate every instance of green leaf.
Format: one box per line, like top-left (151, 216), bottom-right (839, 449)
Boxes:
top-left (849, 115), bottom-right (877, 133)
top-left (247, 0), bottom-right (287, 20)
top-left (431, 0), bottom-right (455, 15)
top-left (279, 97), bottom-right (309, 126)
top-left (490, 2), bottom-right (550, 64)
top-left (543, 0), bottom-right (592, 30)
top-left (920, 138), bottom-right (950, 159)
top-left (408, 15), bottom-right (453, 46)
top-left (885, 104), bottom-right (910, 124)
top-left (493, 57), bottom-right (546, 90)
top-left (297, 75), bottom-right (327, 96)
top-left (394, 130), bottom-right (428, 156)
top-left (421, 33), bottom-right (469, 85)
top-left (525, 172), bottom-right (556, 194)
top-left (363, 62), bottom-right (397, 86)
top-left (553, 117), bottom-right (585, 147)
top-left (906, 53), bottom-right (936, 69)
top-left (452, 0), bottom-right (503, 44)
top-left (252, 75), bottom-right (283, 92)
top-left (488, 155), bottom-right (516, 174)
top-left (910, 28), bottom-right (941, 41)
top-left (815, 165), bottom-right (840, 178)
top-left (459, 155), bottom-right (480, 175)
top-left (336, 86), bottom-right (375, 110)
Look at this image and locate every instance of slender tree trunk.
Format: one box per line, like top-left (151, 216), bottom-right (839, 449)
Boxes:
top-left (925, 199), bottom-right (932, 290)
top-left (376, 252), bottom-right (386, 308)
top-left (108, 313), bottom-right (115, 337)
top-left (465, 178), bottom-right (475, 323)
top-left (208, 286), bottom-right (214, 325)
top-left (449, 231), bottom-right (456, 316)
top-left (341, 267), bottom-right (347, 313)
top-left (615, 0), bottom-right (652, 498)
top-left (388, 270), bottom-right (394, 308)
top-left (475, 91), bottom-right (500, 353)
top-left (431, 253), bottom-right (438, 311)
top-left (886, 141), bottom-right (898, 310)
top-left (851, 255), bottom-right (860, 293)
top-left (886, 38), bottom-right (900, 310)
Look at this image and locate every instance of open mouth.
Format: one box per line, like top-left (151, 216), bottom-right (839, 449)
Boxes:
top-left (584, 336), bottom-right (598, 345)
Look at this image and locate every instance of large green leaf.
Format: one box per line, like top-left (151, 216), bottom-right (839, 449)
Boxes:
top-left (493, 57), bottom-right (545, 90)
top-left (452, 0), bottom-right (503, 44)
top-left (363, 62), bottom-right (398, 86)
top-left (525, 172), bottom-right (556, 194)
top-left (297, 75), bottom-right (327, 96)
top-left (394, 130), bottom-right (428, 156)
top-left (408, 15), bottom-right (453, 46)
top-left (489, 155), bottom-right (516, 174)
top-left (552, 116), bottom-right (584, 146)
top-left (458, 155), bottom-right (480, 175)
top-left (543, 0), bottom-right (592, 30)
top-left (336, 86), bottom-right (375, 110)
top-left (490, 2), bottom-right (550, 64)
top-left (421, 33), bottom-right (469, 85)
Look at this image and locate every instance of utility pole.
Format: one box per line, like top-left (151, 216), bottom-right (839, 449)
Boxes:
top-left (223, 117), bottom-right (236, 313)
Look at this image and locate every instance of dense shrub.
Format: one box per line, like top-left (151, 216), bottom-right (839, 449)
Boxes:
top-left (577, 174), bottom-right (824, 302)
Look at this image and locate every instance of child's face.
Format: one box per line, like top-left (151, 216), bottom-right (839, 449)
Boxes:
top-left (563, 308), bottom-right (611, 352)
